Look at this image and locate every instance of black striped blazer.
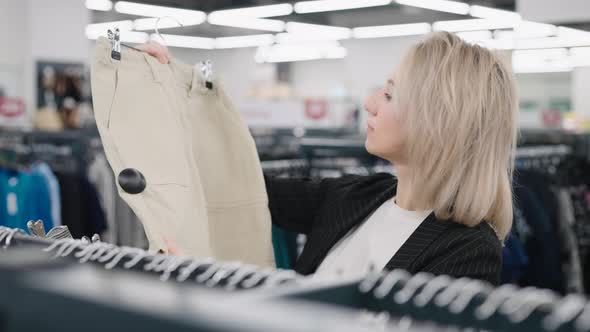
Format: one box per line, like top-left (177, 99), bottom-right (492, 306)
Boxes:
top-left (264, 172), bottom-right (502, 285)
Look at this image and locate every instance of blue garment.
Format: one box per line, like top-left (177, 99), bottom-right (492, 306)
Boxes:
top-left (272, 225), bottom-right (299, 269)
top-left (32, 163), bottom-right (62, 226)
top-left (0, 168), bottom-right (54, 232)
top-left (501, 233), bottom-right (528, 284)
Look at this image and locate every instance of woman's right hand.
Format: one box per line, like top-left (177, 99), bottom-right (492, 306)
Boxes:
top-left (137, 42), bottom-right (172, 64)
top-left (164, 238), bottom-right (182, 256)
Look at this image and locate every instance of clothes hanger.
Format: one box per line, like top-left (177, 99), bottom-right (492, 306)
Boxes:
top-left (107, 17), bottom-right (214, 90)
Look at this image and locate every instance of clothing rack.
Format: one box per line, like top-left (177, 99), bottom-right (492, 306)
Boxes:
top-left (0, 128), bottom-right (101, 172)
top-left (261, 159), bottom-right (310, 177)
top-left (267, 269), bottom-right (590, 332)
top-left (4, 226), bottom-right (590, 331)
top-left (0, 245), bottom-right (399, 332)
top-left (0, 226), bottom-right (299, 291)
top-left (518, 129), bottom-right (590, 160)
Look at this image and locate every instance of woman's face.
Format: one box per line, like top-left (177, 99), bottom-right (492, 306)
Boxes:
top-left (364, 70), bottom-right (407, 164)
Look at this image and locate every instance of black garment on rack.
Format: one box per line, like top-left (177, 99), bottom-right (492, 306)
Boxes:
top-left (55, 171), bottom-right (107, 238)
top-left (264, 172), bottom-right (502, 284)
top-left (512, 178), bottom-right (563, 292)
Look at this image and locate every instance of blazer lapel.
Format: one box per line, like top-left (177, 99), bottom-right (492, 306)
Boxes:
top-left (385, 213), bottom-right (454, 272)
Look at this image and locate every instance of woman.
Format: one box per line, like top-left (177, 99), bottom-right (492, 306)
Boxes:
top-left (144, 32), bottom-right (517, 285)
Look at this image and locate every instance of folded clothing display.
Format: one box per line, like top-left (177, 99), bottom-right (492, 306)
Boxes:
top-left (90, 37), bottom-right (274, 268)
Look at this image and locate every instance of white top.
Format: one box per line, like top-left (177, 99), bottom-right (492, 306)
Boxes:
top-left (314, 197), bottom-right (432, 280)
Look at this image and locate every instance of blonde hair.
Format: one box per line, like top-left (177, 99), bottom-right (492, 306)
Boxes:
top-left (395, 31), bottom-right (517, 240)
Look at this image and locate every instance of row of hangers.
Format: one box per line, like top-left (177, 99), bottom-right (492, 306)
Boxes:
top-left (351, 269), bottom-right (590, 332)
top-left (4, 223), bottom-right (590, 331)
top-left (0, 226), bottom-right (298, 291)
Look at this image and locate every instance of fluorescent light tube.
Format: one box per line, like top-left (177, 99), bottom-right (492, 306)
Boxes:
top-left (517, 21), bottom-right (557, 38)
top-left (571, 47), bottom-right (590, 57)
top-left (395, 0), bottom-right (469, 15)
top-left (294, 0), bottom-right (392, 14)
top-left (149, 34), bottom-right (215, 49)
top-left (286, 22), bottom-right (352, 39)
top-left (276, 33), bottom-right (349, 43)
top-left (475, 38), bottom-right (514, 50)
top-left (118, 31), bottom-right (150, 43)
top-left (85, 0), bottom-right (113, 11)
top-left (134, 17), bottom-right (183, 31)
top-left (469, 5), bottom-right (521, 23)
top-left (433, 19), bottom-right (518, 32)
top-left (286, 22), bottom-right (351, 33)
top-left (456, 30), bottom-right (492, 42)
top-left (114, 1), bottom-right (206, 26)
top-left (557, 26), bottom-right (590, 39)
top-left (324, 46), bottom-right (348, 58)
top-left (87, 29), bottom-right (148, 43)
top-left (208, 4), bottom-right (293, 19)
top-left (85, 20), bottom-right (133, 39)
top-left (208, 17), bottom-right (285, 32)
top-left (513, 48), bottom-right (568, 60)
top-left (352, 22), bottom-right (431, 38)
top-left (513, 37), bottom-right (590, 50)
top-left (255, 43), bottom-right (347, 63)
top-left (513, 67), bottom-right (572, 74)
top-left (215, 34), bottom-right (275, 49)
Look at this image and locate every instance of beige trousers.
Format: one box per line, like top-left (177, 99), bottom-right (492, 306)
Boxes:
top-left (91, 37), bottom-right (274, 267)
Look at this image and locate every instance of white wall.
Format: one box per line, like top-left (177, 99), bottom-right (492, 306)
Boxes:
top-left (294, 36), bottom-right (421, 99)
top-left (517, 72), bottom-right (571, 105)
top-left (0, 0), bottom-right (29, 98)
top-left (28, 0), bottom-right (90, 62)
top-left (573, 67), bottom-right (590, 115)
top-left (0, 0), bottom-right (28, 66)
top-left (171, 46), bottom-right (268, 104)
top-left (0, 0), bottom-right (90, 116)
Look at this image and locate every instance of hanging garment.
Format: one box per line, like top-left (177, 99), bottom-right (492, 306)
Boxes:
top-left (501, 233), bottom-right (529, 284)
top-left (32, 162), bottom-right (62, 226)
top-left (115, 192), bottom-right (148, 249)
top-left (91, 37), bottom-right (274, 267)
top-left (0, 167), bottom-right (53, 230)
top-left (272, 225), bottom-right (299, 269)
top-left (169, 59), bottom-right (274, 267)
top-left (513, 179), bottom-right (564, 292)
top-left (88, 153), bottom-right (117, 243)
top-left (54, 171), bottom-right (107, 239)
top-left (88, 151), bottom-right (148, 248)
top-left (91, 37), bottom-right (211, 258)
top-left (552, 187), bottom-right (584, 293)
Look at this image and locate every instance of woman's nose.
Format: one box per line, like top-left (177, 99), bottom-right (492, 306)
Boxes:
top-left (364, 94), bottom-right (376, 115)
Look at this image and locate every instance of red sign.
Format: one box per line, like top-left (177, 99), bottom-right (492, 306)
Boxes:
top-left (304, 99), bottom-right (328, 120)
top-left (0, 97), bottom-right (25, 118)
top-left (541, 109), bottom-right (562, 128)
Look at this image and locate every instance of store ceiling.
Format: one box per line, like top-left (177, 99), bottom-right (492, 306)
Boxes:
top-left (92, 0), bottom-right (519, 38)
top-left (126, 0), bottom-right (516, 12)
top-left (92, 0), bottom-right (590, 38)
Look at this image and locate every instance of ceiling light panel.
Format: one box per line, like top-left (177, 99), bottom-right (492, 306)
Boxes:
top-left (395, 0), bottom-right (469, 15)
top-left (294, 0), bottom-right (392, 14)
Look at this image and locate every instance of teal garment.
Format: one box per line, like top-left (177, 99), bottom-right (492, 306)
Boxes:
top-left (0, 167), bottom-right (54, 231)
top-left (272, 225), bottom-right (299, 269)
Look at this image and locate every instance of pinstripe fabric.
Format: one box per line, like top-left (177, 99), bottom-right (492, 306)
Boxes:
top-left (264, 173), bottom-right (502, 285)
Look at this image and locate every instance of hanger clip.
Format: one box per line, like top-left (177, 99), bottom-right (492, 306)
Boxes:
top-left (108, 28), bottom-right (121, 61)
top-left (200, 60), bottom-right (213, 89)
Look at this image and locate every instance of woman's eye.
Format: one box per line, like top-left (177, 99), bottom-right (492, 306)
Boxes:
top-left (384, 93), bottom-right (392, 101)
